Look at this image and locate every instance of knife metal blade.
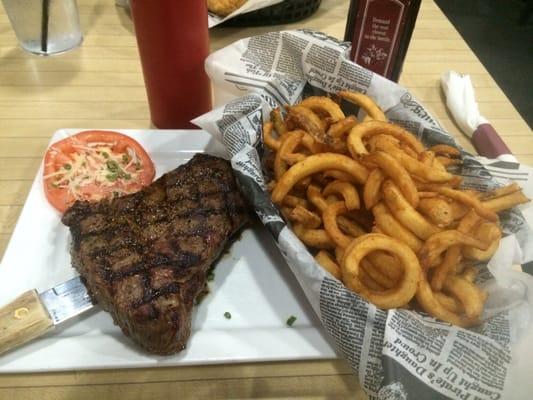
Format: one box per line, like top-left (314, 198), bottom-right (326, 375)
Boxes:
top-left (39, 276), bottom-right (94, 325)
top-left (0, 276), bottom-right (94, 355)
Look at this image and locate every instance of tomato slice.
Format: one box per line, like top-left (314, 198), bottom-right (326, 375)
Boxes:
top-left (43, 130), bottom-right (155, 213)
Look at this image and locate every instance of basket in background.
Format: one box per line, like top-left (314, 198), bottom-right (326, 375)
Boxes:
top-left (223, 0), bottom-right (322, 27)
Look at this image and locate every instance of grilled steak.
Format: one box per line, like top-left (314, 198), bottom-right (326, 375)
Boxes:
top-left (62, 154), bottom-right (248, 354)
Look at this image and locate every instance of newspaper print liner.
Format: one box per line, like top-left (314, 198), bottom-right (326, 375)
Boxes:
top-left (193, 29), bottom-right (533, 400)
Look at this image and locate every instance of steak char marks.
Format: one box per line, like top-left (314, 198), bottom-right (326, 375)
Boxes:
top-left (62, 154), bottom-right (248, 354)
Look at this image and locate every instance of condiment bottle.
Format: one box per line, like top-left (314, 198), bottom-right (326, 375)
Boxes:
top-left (344, 0), bottom-right (421, 82)
top-left (130, 0), bottom-right (212, 129)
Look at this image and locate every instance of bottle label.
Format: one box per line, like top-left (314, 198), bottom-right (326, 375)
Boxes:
top-left (351, 0), bottom-right (410, 78)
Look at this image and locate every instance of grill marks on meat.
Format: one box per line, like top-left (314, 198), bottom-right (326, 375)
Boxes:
top-left (62, 154), bottom-right (248, 354)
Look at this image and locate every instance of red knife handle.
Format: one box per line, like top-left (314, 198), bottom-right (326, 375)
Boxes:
top-left (471, 123), bottom-right (512, 159)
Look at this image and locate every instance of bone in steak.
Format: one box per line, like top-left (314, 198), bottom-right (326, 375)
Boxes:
top-left (62, 154), bottom-right (248, 354)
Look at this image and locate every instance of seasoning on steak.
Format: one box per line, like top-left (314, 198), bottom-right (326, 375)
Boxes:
top-left (62, 154), bottom-right (248, 355)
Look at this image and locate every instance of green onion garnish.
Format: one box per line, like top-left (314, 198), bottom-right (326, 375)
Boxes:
top-left (106, 160), bottom-right (119, 172)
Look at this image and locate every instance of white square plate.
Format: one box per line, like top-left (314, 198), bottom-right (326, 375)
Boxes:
top-left (0, 129), bottom-right (336, 372)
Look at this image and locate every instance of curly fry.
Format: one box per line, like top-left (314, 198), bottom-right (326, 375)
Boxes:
top-left (315, 250), bottom-right (343, 280)
top-left (416, 277), bottom-right (478, 327)
top-left (274, 130), bottom-right (304, 180)
top-left (272, 153), bottom-right (368, 204)
top-left (299, 96), bottom-right (346, 122)
top-left (347, 120), bottom-right (425, 157)
top-left (366, 251), bottom-right (402, 283)
top-left (360, 259), bottom-right (396, 289)
top-left (300, 132), bottom-right (325, 154)
top-left (430, 210), bottom-right (481, 290)
top-left (289, 205), bottom-right (322, 229)
top-left (322, 170), bottom-right (360, 184)
top-left (461, 265), bottom-right (479, 283)
top-left (337, 217), bottom-right (367, 238)
top-left (372, 202), bottom-right (423, 252)
top-left (358, 261), bottom-right (386, 291)
top-left (293, 223), bottom-right (335, 249)
top-left (263, 121), bottom-right (280, 151)
top-left (338, 91), bottom-right (387, 122)
top-left (286, 105), bottom-right (325, 137)
top-left (429, 144), bottom-right (461, 157)
top-left (363, 168), bottom-right (384, 209)
top-left (418, 197), bottom-right (454, 228)
top-left (282, 194), bottom-right (309, 208)
top-left (382, 180), bottom-right (441, 240)
top-left (419, 150), bottom-right (436, 166)
top-left (462, 222), bottom-right (501, 261)
top-left (419, 230), bottom-right (489, 269)
top-left (271, 108), bottom-right (288, 136)
top-left (434, 292), bottom-right (463, 314)
top-left (481, 183), bottom-right (521, 200)
top-left (434, 187), bottom-right (498, 222)
top-left (436, 156), bottom-right (462, 167)
top-left (323, 180), bottom-right (360, 210)
top-left (286, 105), bottom-right (346, 152)
top-left (328, 116), bottom-right (358, 138)
top-left (372, 137), bottom-right (454, 182)
top-left (482, 190), bottom-right (530, 213)
top-left (366, 150), bottom-right (419, 207)
top-left (341, 234), bottom-right (421, 309)
top-left (323, 201), bottom-right (353, 248)
top-left (366, 134), bottom-right (400, 153)
top-left (443, 275), bottom-right (484, 320)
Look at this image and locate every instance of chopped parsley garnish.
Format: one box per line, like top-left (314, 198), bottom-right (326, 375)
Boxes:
top-left (286, 315), bottom-right (297, 326)
top-left (102, 151), bottom-right (109, 159)
top-left (106, 160), bottom-right (119, 172)
top-left (122, 154), bottom-right (130, 164)
top-left (63, 163), bottom-right (71, 170)
top-left (224, 312), bottom-right (232, 319)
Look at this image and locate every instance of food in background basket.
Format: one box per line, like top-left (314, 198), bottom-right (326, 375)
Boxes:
top-left (264, 91), bottom-right (530, 327)
top-left (43, 130), bottom-right (155, 213)
top-left (207, 0), bottom-right (247, 16)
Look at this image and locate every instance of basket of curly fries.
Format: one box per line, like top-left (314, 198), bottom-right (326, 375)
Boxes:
top-left (194, 30), bottom-right (533, 399)
top-left (263, 91), bottom-right (530, 327)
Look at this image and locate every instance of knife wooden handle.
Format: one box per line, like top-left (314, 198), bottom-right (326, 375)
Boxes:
top-left (0, 290), bottom-right (54, 355)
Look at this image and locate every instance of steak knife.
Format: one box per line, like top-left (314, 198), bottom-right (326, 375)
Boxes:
top-left (0, 276), bottom-right (93, 355)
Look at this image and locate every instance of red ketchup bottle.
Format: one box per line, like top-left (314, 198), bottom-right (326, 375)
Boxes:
top-left (130, 0), bottom-right (212, 129)
top-left (344, 0), bottom-right (421, 82)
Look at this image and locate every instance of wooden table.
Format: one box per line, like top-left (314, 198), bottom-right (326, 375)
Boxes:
top-left (0, 0), bottom-right (531, 398)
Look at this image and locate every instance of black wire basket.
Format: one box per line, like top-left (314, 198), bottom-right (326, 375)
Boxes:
top-left (223, 0), bottom-right (322, 27)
